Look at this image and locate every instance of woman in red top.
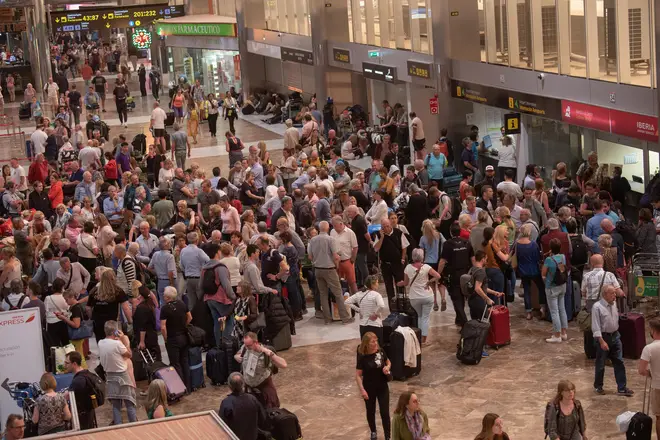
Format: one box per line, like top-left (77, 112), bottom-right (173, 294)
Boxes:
top-left (48, 171), bottom-right (63, 209)
top-left (459, 170), bottom-right (473, 201)
top-left (104, 151), bottom-right (118, 186)
top-left (458, 213), bottom-right (472, 239)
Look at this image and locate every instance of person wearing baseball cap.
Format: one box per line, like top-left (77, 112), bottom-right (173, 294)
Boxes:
top-left (475, 165), bottom-right (499, 207)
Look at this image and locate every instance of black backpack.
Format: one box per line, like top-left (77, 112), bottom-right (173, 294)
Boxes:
top-left (4, 294), bottom-right (26, 311)
top-left (81, 370), bottom-right (106, 408)
top-left (616, 220), bottom-right (638, 261)
top-left (550, 255), bottom-right (567, 285)
top-left (201, 262), bottom-right (226, 296)
top-left (569, 236), bottom-right (589, 268)
top-left (449, 195), bottom-right (462, 221)
top-left (297, 201), bottom-right (314, 229)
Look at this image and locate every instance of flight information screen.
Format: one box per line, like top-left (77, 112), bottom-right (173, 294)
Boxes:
top-left (51, 4), bottom-right (184, 32)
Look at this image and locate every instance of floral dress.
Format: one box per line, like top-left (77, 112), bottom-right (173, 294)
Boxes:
top-left (232, 297), bottom-right (249, 340)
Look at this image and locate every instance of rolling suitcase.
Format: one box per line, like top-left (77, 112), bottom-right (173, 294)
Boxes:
top-left (486, 298), bottom-right (511, 348)
top-left (140, 349), bottom-right (168, 383)
top-left (387, 327), bottom-right (422, 381)
top-left (382, 312), bottom-right (414, 344)
top-left (627, 377), bottom-right (653, 440)
top-left (583, 331), bottom-right (597, 359)
top-left (271, 324), bottom-right (292, 352)
top-left (619, 312), bottom-right (646, 359)
top-left (222, 337), bottom-right (241, 376)
top-left (457, 307), bottom-right (491, 365)
top-left (206, 347), bottom-right (228, 385)
top-left (132, 347), bottom-right (148, 382)
top-left (268, 408), bottom-right (303, 440)
top-left (165, 111), bottom-right (174, 126)
top-left (188, 346), bottom-right (205, 391)
top-left (154, 366), bottom-right (187, 401)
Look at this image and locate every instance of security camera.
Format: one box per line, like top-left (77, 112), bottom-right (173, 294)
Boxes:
top-left (537, 73), bottom-right (545, 80)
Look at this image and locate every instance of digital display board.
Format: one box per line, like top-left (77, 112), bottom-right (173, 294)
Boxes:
top-left (407, 60), bottom-right (432, 80)
top-left (280, 47), bottom-right (314, 66)
top-left (332, 48), bottom-right (351, 64)
top-left (51, 4), bottom-right (184, 32)
top-left (362, 62), bottom-right (398, 83)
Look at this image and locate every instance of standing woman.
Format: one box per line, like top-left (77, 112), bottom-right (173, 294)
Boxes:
top-left (96, 214), bottom-right (116, 267)
top-left (419, 219), bottom-right (446, 312)
top-left (133, 285), bottom-right (161, 361)
top-left (171, 89), bottom-right (185, 125)
top-left (391, 391), bottom-right (430, 440)
top-left (225, 131), bottom-right (245, 172)
top-left (6, 73), bottom-right (14, 102)
top-left (533, 178), bottom-right (552, 216)
top-left (186, 99), bottom-right (199, 144)
top-left (223, 91), bottom-right (238, 135)
top-left (474, 413), bottom-right (510, 440)
top-left (232, 280), bottom-right (258, 341)
top-left (76, 221), bottom-right (99, 288)
top-left (496, 135), bottom-right (517, 183)
top-left (345, 275), bottom-right (386, 344)
top-left (219, 196), bottom-right (241, 241)
top-left (241, 209), bottom-right (259, 243)
top-left (398, 248), bottom-right (441, 345)
top-left (206, 93), bottom-right (219, 137)
top-left (515, 224), bottom-right (546, 320)
top-left (32, 373), bottom-right (72, 435)
top-left (355, 332), bottom-right (391, 440)
top-left (546, 380), bottom-right (586, 440)
top-left (45, 278), bottom-right (70, 348)
top-left (88, 269), bottom-right (132, 343)
top-left (279, 148), bottom-right (297, 191)
top-left (542, 238), bottom-right (569, 343)
top-left (160, 286), bottom-right (192, 393)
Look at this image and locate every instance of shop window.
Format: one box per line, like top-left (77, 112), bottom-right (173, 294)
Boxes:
top-left (509, 0), bottom-right (532, 70)
top-left (596, 137), bottom-right (645, 191)
top-left (565, 0), bottom-right (587, 77)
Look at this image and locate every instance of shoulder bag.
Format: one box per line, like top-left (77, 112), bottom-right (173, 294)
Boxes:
top-left (576, 272), bottom-right (606, 332)
top-left (81, 233), bottom-right (105, 268)
top-left (68, 305), bottom-right (94, 340)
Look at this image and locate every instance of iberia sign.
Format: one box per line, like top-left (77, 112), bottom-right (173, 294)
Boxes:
top-left (156, 22), bottom-right (237, 37)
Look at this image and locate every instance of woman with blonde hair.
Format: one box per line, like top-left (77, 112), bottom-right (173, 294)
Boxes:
top-left (598, 234), bottom-right (618, 274)
top-left (95, 214), bottom-right (116, 267)
top-left (355, 331), bottom-right (391, 440)
top-left (483, 226), bottom-right (510, 299)
top-left (458, 213), bottom-right (472, 239)
top-left (419, 219), bottom-right (446, 312)
top-left (146, 379), bottom-right (173, 419)
top-left (257, 140), bottom-right (271, 165)
top-left (241, 209), bottom-right (258, 243)
top-left (545, 380), bottom-right (586, 440)
top-left (533, 178), bottom-right (552, 215)
top-left (88, 269), bottom-right (132, 342)
top-left (515, 224), bottom-right (546, 320)
top-left (553, 162), bottom-right (571, 190)
top-left (187, 99), bottom-right (199, 144)
top-left (495, 206), bottom-right (516, 246)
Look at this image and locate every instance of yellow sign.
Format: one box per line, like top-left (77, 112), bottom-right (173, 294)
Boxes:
top-left (508, 97), bottom-right (514, 109)
top-left (504, 113), bottom-right (521, 134)
top-left (507, 118), bottom-right (518, 131)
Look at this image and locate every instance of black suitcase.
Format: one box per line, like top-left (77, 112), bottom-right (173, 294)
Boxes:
top-left (271, 324), bottom-right (292, 352)
top-left (223, 338), bottom-right (241, 376)
top-left (19, 102), bottom-right (31, 120)
top-left (583, 331), bottom-right (597, 360)
top-left (382, 312), bottom-right (414, 345)
top-left (165, 111), bottom-right (174, 126)
top-left (164, 132), bottom-right (171, 152)
top-left (627, 378), bottom-right (653, 440)
top-left (268, 408), bottom-right (302, 440)
top-left (132, 347), bottom-right (148, 382)
top-left (457, 315), bottom-right (490, 365)
top-left (191, 300), bottom-right (215, 348)
top-left (206, 347), bottom-right (228, 385)
top-left (140, 349), bottom-right (168, 382)
top-left (188, 346), bottom-right (205, 390)
top-left (387, 327), bottom-right (422, 381)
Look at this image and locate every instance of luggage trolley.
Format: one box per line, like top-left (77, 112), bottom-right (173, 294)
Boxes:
top-left (627, 253), bottom-right (660, 316)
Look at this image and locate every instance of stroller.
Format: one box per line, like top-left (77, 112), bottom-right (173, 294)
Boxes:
top-left (126, 96), bottom-right (136, 111)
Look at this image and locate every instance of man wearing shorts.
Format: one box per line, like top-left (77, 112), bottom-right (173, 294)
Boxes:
top-left (92, 71), bottom-right (107, 113)
top-left (150, 101), bottom-right (167, 154)
top-left (410, 111), bottom-right (426, 161)
top-left (330, 216), bottom-right (358, 295)
top-left (639, 318), bottom-right (660, 438)
top-left (44, 77), bottom-right (59, 117)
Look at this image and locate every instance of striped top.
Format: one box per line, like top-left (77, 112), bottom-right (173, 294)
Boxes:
top-left (345, 290), bottom-right (386, 327)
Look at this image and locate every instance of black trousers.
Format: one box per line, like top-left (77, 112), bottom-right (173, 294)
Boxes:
top-left (381, 261), bottom-right (404, 310)
top-left (116, 101), bottom-right (128, 124)
top-left (166, 334), bottom-right (190, 391)
top-left (140, 81), bottom-right (147, 96)
top-left (468, 293), bottom-right (487, 321)
top-left (227, 115), bottom-right (236, 134)
top-left (448, 282), bottom-right (468, 326)
top-left (359, 325), bottom-right (384, 347)
top-left (47, 321), bottom-right (70, 348)
top-left (208, 113), bottom-right (219, 136)
top-left (79, 256), bottom-right (98, 291)
top-left (152, 83), bottom-right (159, 100)
top-left (364, 384), bottom-right (391, 437)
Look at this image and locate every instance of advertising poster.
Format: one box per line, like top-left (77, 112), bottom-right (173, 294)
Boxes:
top-left (0, 308), bottom-right (45, 430)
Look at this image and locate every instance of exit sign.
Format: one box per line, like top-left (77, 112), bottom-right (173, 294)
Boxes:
top-left (368, 51), bottom-right (380, 58)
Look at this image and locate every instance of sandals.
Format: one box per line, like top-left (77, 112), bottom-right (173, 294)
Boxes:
top-left (433, 303), bottom-right (439, 312)
top-left (441, 300), bottom-right (447, 312)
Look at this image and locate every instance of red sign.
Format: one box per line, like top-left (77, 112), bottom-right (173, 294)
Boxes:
top-left (561, 100), bottom-right (610, 132)
top-left (233, 54), bottom-right (241, 81)
top-left (610, 109), bottom-right (658, 142)
top-left (429, 97), bottom-right (438, 115)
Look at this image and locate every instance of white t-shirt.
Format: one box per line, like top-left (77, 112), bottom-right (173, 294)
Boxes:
top-left (1, 293), bottom-right (27, 311)
top-left (330, 227), bottom-right (358, 260)
top-left (411, 117), bottom-right (425, 140)
top-left (30, 130), bottom-right (48, 156)
top-left (641, 340), bottom-right (660, 389)
top-left (78, 146), bottom-right (100, 169)
top-left (151, 107), bottom-right (167, 129)
top-left (404, 264), bottom-right (433, 300)
top-left (219, 256), bottom-right (242, 286)
top-left (497, 144), bottom-right (517, 168)
top-left (10, 165), bottom-right (26, 191)
top-left (45, 82), bottom-right (59, 99)
top-left (98, 338), bottom-right (128, 373)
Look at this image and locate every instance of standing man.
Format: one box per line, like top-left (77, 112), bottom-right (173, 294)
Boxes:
top-left (409, 111), bottom-right (425, 161)
top-left (374, 218), bottom-right (409, 310)
top-left (65, 351), bottom-right (97, 430)
top-left (586, 199), bottom-right (608, 251)
top-left (346, 205), bottom-right (371, 289)
top-left (639, 318), bottom-right (660, 439)
top-left (438, 223), bottom-right (474, 329)
top-left (307, 221), bottom-right (354, 324)
top-left (171, 123), bottom-right (191, 170)
top-left (180, 231), bottom-right (210, 312)
top-left (330, 216), bottom-right (358, 295)
top-left (10, 157), bottom-right (27, 195)
top-left (113, 79), bottom-right (129, 128)
top-left (150, 102), bottom-right (167, 154)
top-left (461, 136), bottom-right (479, 177)
top-left (68, 84), bottom-right (82, 126)
top-left (44, 76), bottom-right (60, 116)
top-left (592, 285), bottom-right (634, 396)
top-left (424, 143), bottom-right (447, 189)
top-left (92, 71), bottom-right (107, 113)
top-left (148, 237), bottom-right (177, 306)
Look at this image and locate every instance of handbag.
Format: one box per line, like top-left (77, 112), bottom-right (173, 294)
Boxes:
top-left (577, 271), bottom-right (606, 332)
top-left (248, 312), bottom-right (266, 331)
top-left (68, 306), bottom-right (94, 340)
top-left (511, 243), bottom-right (518, 270)
top-left (81, 233), bottom-right (104, 268)
top-left (187, 324), bottom-right (206, 347)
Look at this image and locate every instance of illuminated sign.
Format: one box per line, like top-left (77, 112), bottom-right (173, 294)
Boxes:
top-left (156, 22), bottom-right (236, 37)
top-left (132, 29), bottom-right (152, 49)
top-left (332, 48), bottom-right (351, 64)
top-left (407, 60), bottom-right (432, 80)
top-left (51, 4), bottom-right (184, 32)
top-left (280, 47), bottom-right (314, 66)
top-left (362, 62), bottom-right (398, 83)
top-left (504, 113), bottom-right (521, 134)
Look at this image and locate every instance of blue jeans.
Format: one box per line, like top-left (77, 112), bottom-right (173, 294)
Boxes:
top-left (410, 296), bottom-right (434, 337)
top-left (207, 300), bottom-right (235, 346)
top-left (485, 268), bottom-right (504, 300)
top-left (546, 284), bottom-right (568, 333)
top-left (303, 267), bottom-right (321, 311)
top-left (521, 274), bottom-right (546, 312)
top-left (156, 278), bottom-right (169, 306)
top-left (111, 399), bottom-right (137, 424)
top-left (284, 273), bottom-right (302, 314)
top-left (594, 331), bottom-right (627, 391)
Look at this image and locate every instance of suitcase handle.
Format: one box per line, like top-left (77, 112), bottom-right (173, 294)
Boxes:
top-left (139, 349), bottom-right (155, 365)
top-left (480, 304), bottom-right (493, 323)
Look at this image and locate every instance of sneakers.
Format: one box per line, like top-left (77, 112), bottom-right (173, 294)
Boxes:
top-left (545, 336), bottom-right (562, 343)
top-left (342, 317), bottom-right (355, 325)
top-left (314, 311), bottom-right (324, 319)
top-left (481, 350), bottom-right (489, 358)
top-left (617, 388), bottom-right (635, 397)
top-left (124, 123), bottom-right (128, 128)
top-left (595, 387), bottom-right (605, 395)
top-left (370, 433), bottom-right (377, 440)
top-left (560, 333), bottom-right (568, 341)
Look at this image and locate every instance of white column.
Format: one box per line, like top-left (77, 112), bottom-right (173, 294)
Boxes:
top-left (616, 0), bottom-right (631, 83)
top-left (507, 0), bottom-right (520, 65)
top-left (557, 0), bottom-right (571, 74)
top-left (370, 79), bottom-right (379, 126)
top-left (406, 82), bottom-right (413, 149)
top-left (351, 0), bottom-right (364, 43)
top-left (585, 0), bottom-right (600, 78)
top-left (530, 0), bottom-right (545, 71)
top-left (517, 120), bottom-right (529, 182)
top-left (378, 0), bottom-right (391, 47)
top-left (484, 0), bottom-right (497, 62)
top-left (364, 0), bottom-right (376, 45)
top-left (410, 0), bottom-right (422, 52)
top-left (394, 0), bottom-right (406, 48)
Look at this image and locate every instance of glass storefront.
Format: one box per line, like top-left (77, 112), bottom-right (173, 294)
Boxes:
top-left (478, 0), bottom-right (655, 88)
top-left (167, 47), bottom-right (242, 96)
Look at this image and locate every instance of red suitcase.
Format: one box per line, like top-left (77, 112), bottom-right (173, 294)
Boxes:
top-left (487, 299), bottom-right (511, 349)
top-left (619, 312), bottom-right (646, 359)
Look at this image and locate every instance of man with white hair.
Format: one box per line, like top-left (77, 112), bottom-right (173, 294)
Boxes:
top-left (413, 159), bottom-right (429, 189)
top-left (135, 221), bottom-right (158, 264)
top-left (307, 221), bottom-right (354, 324)
top-left (268, 194), bottom-right (293, 234)
top-left (74, 171), bottom-right (96, 205)
top-left (160, 286), bottom-right (193, 393)
top-left (30, 123), bottom-right (48, 158)
top-left (180, 231), bottom-right (210, 311)
top-left (330, 216), bottom-right (358, 294)
top-left (283, 119), bottom-right (299, 151)
top-left (56, 256), bottom-right (91, 296)
top-left (148, 236), bottom-right (177, 305)
top-left (519, 208), bottom-right (540, 242)
top-left (261, 186), bottom-right (286, 218)
top-left (103, 186), bottom-right (125, 222)
top-left (291, 166), bottom-right (317, 190)
top-left (273, 217), bottom-right (305, 256)
top-left (78, 140), bottom-right (101, 169)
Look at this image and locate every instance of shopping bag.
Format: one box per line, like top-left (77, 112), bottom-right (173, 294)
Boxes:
top-left (52, 344), bottom-right (76, 374)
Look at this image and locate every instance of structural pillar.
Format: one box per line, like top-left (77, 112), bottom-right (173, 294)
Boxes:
top-left (310, 0), bottom-right (328, 104)
top-left (234, 0), bottom-right (250, 101)
top-left (26, 0), bottom-right (52, 94)
top-left (431, 0), bottom-right (453, 141)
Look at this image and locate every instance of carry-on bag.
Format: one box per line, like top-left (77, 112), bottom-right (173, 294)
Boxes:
top-left (206, 347), bottom-right (228, 386)
top-left (383, 312), bottom-right (415, 345)
top-left (619, 312), bottom-right (646, 359)
top-left (387, 327), bottom-right (422, 381)
top-left (188, 346), bottom-right (205, 390)
top-left (132, 347), bottom-right (148, 382)
top-left (154, 366), bottom-right (187, 401)
top-left (626, 377), bottom-right (653, 440)
top-left (486, 297), bottom-right (511, 349)
top-left (457, 306), bottom-right (491, 365)
top-left (268, 408), bottom-right (303, 440)
top-left (271, 324), bottom-right (292, 352)
top-left (139, 349), bottom-right (168, 382)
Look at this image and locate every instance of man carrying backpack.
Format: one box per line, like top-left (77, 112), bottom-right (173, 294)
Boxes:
top-left (1, 279), bottom-right (27, 311)
top-left (438, 223), bottom-right (473, 328)
top-left (66, 351), bottom-right (103, 430)
top-left (200, 242), bottom-right (236, 346)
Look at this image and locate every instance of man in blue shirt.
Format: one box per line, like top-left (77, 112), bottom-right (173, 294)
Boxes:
top-left (586, 199), bottom-right (608, 252)
top-left (180, 231), bottom-right (210, 311)
top-left (425, 143), bottom-right (447, 189)
top-left (103, 185), bottom-right (124, 221)
top-left (291, 166), bottom-right (317, 190)
top-left (461, 137), bottom-right (478, 176)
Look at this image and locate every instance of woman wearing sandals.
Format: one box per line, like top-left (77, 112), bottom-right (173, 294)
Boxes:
top-left (545, 380), bottom-right (587, 440)
top-left (397, 248), bottom-right (442, 346)
top-left (418, 219), bottom-right (447, 312)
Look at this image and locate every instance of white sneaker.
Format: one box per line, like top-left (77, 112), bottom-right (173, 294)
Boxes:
top-left (124, 123), bottom-right (128, 128)
top-left (561, 334), bottom-right (568, 341)
top-left (546, 336), bottom-right (562, 343)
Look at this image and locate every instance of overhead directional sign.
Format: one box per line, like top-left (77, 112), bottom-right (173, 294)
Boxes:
top-left (51, 4), bottom-right (184, 32)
